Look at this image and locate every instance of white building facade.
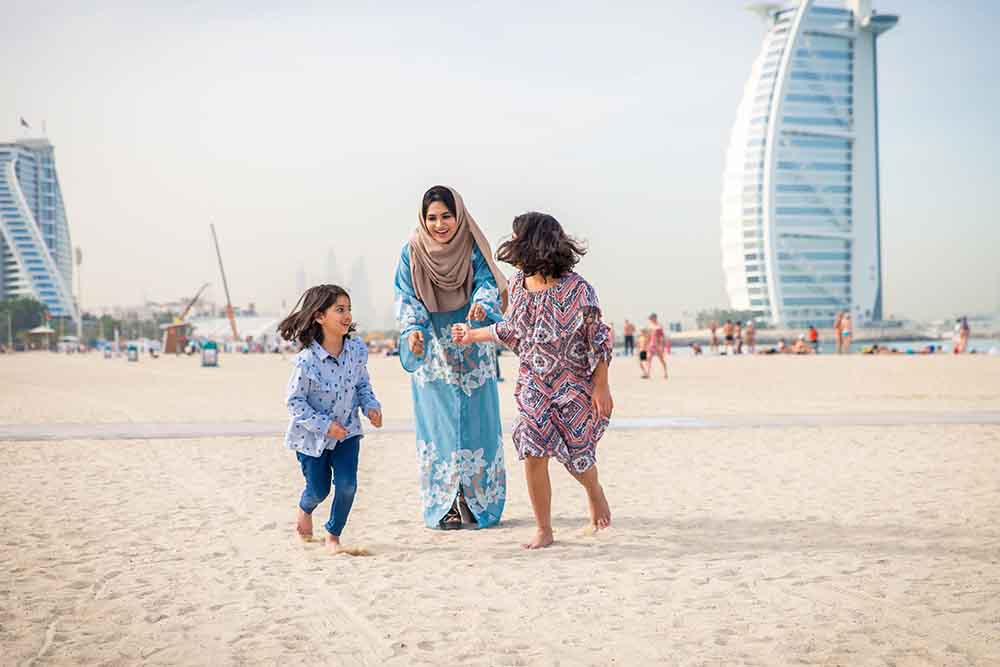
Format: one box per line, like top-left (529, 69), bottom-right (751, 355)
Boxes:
top-left (721, 0), bottom-right (897, 328)
top-left (0, 138), bottom-right (78, 324)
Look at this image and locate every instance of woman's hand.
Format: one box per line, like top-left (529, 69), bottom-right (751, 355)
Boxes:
top-left (367, 409), bottom-right (383, 428)
top-left (408, 330), bottom-right (424, 356)
top-left (467, 303), bottom-right (486, 321)
top-left (591, 384), bottom-right (614, 420)
top-left (451, 323), bottom-right (470, 345)
top-left (327, 421), bottom-right (348, 440)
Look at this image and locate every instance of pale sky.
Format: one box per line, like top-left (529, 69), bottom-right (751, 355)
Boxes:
top-left (2, 0), bottom-right (998, 327)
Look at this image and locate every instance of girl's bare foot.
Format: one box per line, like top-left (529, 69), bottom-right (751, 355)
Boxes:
top-left (325, 534), bottom-right (342, 554)
top-left (587, 484), bottom-right (612, 530)
top-left (522, 528), bottom-right (554, 550)
top-left (296, 507), bottom-right (313, 541)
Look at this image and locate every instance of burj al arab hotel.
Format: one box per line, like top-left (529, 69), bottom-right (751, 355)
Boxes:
top-left (721, 0), bottom-right (897, 328)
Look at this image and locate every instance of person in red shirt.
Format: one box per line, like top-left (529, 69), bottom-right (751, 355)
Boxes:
top-left (808, 325), bottom-right (820, 353)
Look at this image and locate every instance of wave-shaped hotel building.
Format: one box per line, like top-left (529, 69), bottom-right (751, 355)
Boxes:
top-left (0, 137), bottom-right (78, 325)
top-left (721, 0), bottom-right (897, 328)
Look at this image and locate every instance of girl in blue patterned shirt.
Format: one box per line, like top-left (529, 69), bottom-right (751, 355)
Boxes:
top-left (279, 284), bottom-right (382, 555)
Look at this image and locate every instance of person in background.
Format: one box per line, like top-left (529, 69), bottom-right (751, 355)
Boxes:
top-left (723, 320), bottom-right (735, 355)
top-left (734, 321), bottom-right (743, 355)
top-left (833, 312), bottom-right (844, 354)
top-left (808, 325), bottom-right (819, 353)
top-left (645, 313), bottom-right (669, 379)
top-left (637, 329), bottom-right (649, 378)
top-left (744, 321), bottom-right (756, 355)
top-left (709, 320), bottom-right (719, 354)
top-left (623, 319), bottom-right (636, 356)
top-left (792, 334), bottom-right (814, 355)
top-left (690, 342), bottom-right (703, 355)
top-left (956, 316), bottom-right (971, 354)
top-left (841, 312), bottom-right (853, 354)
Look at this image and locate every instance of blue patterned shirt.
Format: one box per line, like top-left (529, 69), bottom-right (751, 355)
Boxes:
top-left (284, 338), bottom-right (381, 457)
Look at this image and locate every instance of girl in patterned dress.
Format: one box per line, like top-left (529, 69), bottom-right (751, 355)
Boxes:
top-left (452, 212), bottom-right (614, 549)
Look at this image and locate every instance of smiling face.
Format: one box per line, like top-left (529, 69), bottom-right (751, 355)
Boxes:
top-left (424, 201), bottom-right (459, 244)
top-left (315, 295), bottom-right (352, 340)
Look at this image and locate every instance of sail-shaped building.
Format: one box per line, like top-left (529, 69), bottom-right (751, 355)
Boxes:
top-left (0, 137), bottom-right (78, 324)
top-left (721, 0), bottom-right (897, 328)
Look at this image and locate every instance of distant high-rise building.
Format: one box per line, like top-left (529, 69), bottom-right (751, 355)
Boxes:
top-left (721, 0), bottom-right (897, 328)
top-left (347, 257), bottom-right (374, 332)
top-left (0, 137), bottom-right (78, 324)
top-left (295, 264), bottom-right (306, 298)
top-left (326, 249), bottom-right (341, 287)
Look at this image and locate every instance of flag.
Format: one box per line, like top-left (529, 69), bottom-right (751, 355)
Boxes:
top-left (19, 117), bottom-right (30, 129)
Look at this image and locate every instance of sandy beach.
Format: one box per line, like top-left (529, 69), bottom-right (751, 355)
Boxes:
top-left (2, 352), bottom-right (999, 665)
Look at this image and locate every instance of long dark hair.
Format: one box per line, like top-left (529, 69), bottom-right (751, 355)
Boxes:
top-left (421, 185), bottom-right (456, 220)
top-left (278, 284), bottom-right (356, 347)
top-left (495, 211), bottom-right (587, 278)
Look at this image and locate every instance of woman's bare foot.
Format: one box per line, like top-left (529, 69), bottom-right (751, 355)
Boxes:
top-left (296, 507), bottom-right (313, 541)
top-left (325, 534), bottom-right (342, 554)
top-left (522, 528), bottom-right (554, 550)
top-left (587, 484), bottom-right (612, 530)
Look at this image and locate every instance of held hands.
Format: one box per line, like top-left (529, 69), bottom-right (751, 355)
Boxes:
top-left (367, 408), bottom-right (383, 428)
top-left (467, 303), bottom-right (486, 321)
top-left (451, 323), bottom-right (471, 346)
top-left (591, 383), bottom-right (614, 420)
top-left (408, 330), bottom-right (424, 356)
top-left (326, 421), bottom-right (348, 441)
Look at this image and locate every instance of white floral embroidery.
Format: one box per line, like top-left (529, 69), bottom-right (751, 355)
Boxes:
top-left (466, 443), bottom-right (505, 511)
top-left (418, 439), bottom-right (507, 519)
top-left (471, 284), bottom-right (500, 313)
top-left (395, 295), bottom-right (428, 329)
top-left (412, 323), bottom-right (497, 396)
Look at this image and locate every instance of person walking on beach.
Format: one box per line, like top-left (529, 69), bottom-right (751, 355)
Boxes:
top-left (841, 312), bottom-right (853, 353)
top-left (394, 186), bottom-right (508, 530)
top-left (623, 319), bottom-right (636, 357)
top-left (744, 320), bottom-right (756, 355)
top-left (833, 312), bottom-right (844, 354)
top-left (637, 329), bottom-right (649, 378)
top-left (280, 285), bottom-right (383, 554)
top-left (734, 321), bottom-right (743, 355)
top-left (645, 314), bottom-right (669, 378)
top-left (452, 212), bottom-right (614, 549)
top-left (709, 320), bottom-right (719, 354)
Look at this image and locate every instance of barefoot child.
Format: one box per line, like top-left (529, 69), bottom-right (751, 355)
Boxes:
top-left (452, 212), bottom-right (614, 550)
top-left (279, 285), bottom-right (383, 554)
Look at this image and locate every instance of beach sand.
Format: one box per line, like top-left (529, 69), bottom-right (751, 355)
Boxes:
top-left (2, 352), bottom-right (999, 665)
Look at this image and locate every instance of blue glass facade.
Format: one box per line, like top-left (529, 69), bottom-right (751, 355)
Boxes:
top-left (721, 0), bottom-right (896, 329)
top-left (0, 138), bottom-right (77, 322)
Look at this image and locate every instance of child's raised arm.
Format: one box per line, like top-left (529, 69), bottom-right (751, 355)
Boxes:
top-left (451, 322), bottom-right (494, 346)
top-left (353, 346), bottom-right (383, 428)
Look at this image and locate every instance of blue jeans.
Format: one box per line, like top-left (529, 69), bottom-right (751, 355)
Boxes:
top-left (297, 436), bottom-right (360, 537)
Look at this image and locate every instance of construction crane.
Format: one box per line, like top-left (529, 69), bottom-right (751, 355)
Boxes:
top-left (210, 223), bottom-right (240, 341)
top-left (178, 282), bottom-right (210, 321)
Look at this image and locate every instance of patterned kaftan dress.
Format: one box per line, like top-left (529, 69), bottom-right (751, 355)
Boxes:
top-left (492, 271), bottom-right (613, 474)
top-left (394, 245), bottom-right (507, 528)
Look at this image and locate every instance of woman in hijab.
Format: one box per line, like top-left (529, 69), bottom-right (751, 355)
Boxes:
top-left (394, 186), bottom-right (508, 530)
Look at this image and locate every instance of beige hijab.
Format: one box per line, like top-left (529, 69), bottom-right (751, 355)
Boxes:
top-left (409, 187), bottom-right (508, 313)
